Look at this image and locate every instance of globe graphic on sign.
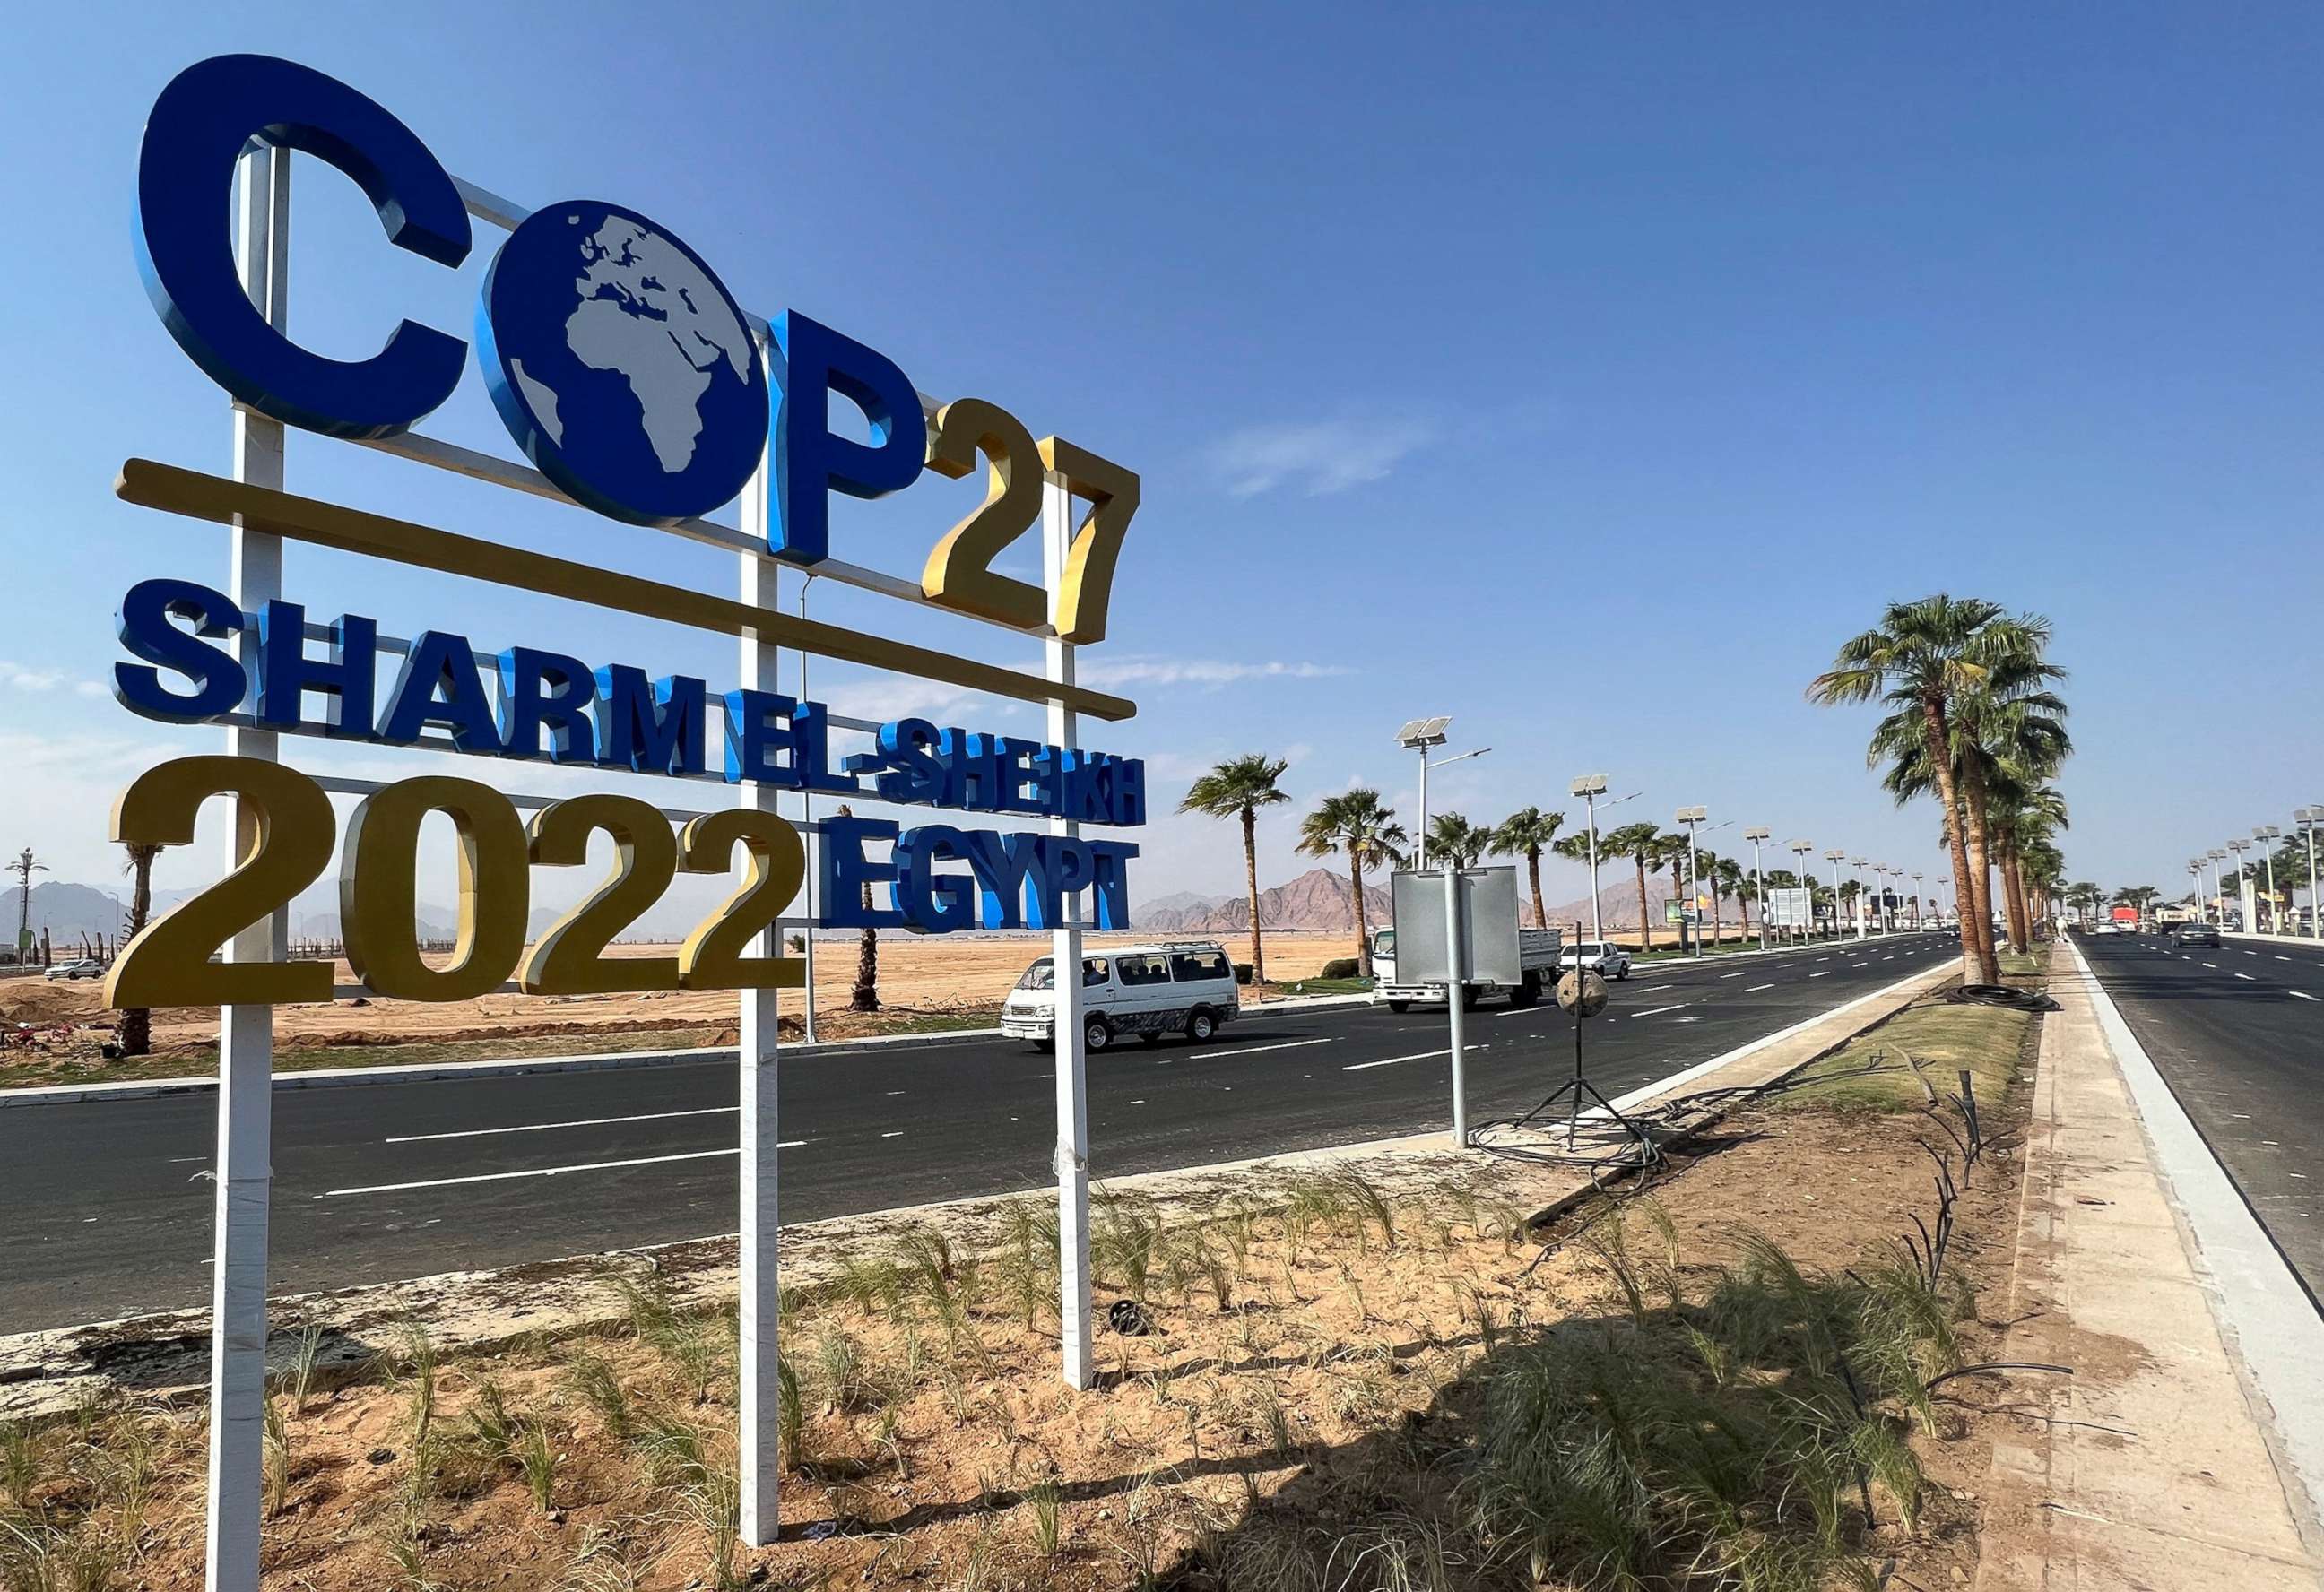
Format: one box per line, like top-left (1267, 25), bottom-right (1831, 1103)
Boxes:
top-left (477, 201), bottom-right (768, 527)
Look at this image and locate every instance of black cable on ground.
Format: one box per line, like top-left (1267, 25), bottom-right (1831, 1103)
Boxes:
top-left (1945, 983), bottom-right (2056, 1011)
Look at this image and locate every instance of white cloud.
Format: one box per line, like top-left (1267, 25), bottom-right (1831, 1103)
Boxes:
top-left (2, 660), bottom-right (80, 694)
top-left (1207, 417), bottom-right (1433, 498)
top-left (1075, 656), bottom-right (1356, 691)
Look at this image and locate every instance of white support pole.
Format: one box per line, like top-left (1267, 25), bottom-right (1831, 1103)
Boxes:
top-left (795, 577), bottom-right (817, 1045)
top-left (1045, 472), bottom-right (1094, 1390)
top-left (209, 141), bottom-right (288, 1592)
top-left (1443, 865), bottom-right (1469, 1145)
top-left (735, 436), bottom-right (784, 1544)
top-left (1584, 792), bottom-right (1603, 947)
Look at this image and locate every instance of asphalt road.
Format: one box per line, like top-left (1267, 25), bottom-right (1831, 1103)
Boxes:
top-left (2075, 929), bottom-right (2324, 1310)
top-left (0, 932), bottom-right (1961, 1332)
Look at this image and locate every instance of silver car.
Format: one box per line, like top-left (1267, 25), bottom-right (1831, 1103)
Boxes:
top-left (1557, 940), bottom-right (1632, 981)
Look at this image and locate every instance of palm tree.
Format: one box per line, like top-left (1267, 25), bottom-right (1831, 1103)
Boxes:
top-left (1809, 595), bottom-right (2059, 984)
top-left (1653, 833), bottom-right (1692, 944)
top-left (1714, 857), bottom-right (1748, 942)
top-left (2112, 884), bottom-right (2160, 927)
top-left (117, 841), bottom-right (161, 1057)
top-left (1297, 791), bottom-right (1408, 978)
top-left (830, 804), bottom-right (879, 1012)
top-left (1179, 755), bottom-right (1291, 984)
top-left (1426, 813), bottom-right (1490, 870)
top-left (2065, 881), bottom-right (2103, 926)
top-left (1604, 822), bottom-right (1663, 953)
top-left (1490, 807), bottom-right (1564, 927)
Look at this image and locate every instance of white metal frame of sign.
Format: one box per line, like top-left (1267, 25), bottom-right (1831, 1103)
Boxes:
top-left (199, 147), bottom-right (1104, 1588)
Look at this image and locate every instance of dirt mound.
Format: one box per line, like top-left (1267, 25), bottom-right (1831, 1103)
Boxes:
top-left (0, 980), bottom-right (101, 1025)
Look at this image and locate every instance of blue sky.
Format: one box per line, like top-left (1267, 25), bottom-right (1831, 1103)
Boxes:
top-left (3, 2), bottom-right (2320, 919)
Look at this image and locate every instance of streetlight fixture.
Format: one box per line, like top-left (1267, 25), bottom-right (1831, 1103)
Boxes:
top-left (1675, 807), bottom-right (1707, 956)
top-left (2206, 848), bottom-right (2228, 923)
top-left (1397, 720), bottom-right (1490, 868)
top-left (2255, 826), bottom-right (2282, 932)
top-left (2186, 860), bottom-right (2202, 919)
top-left (2297, 809), bottom-right (2323, 940)
top-left (1911, 870), bottom-right (1925, 930)
top-left (1568, 774), bottom-right (1638, 948)
top-left (1788, 839), bottom-right (1816, 943)
top-left (2227, 838), bottom-right (2251, 929)
top-left (1848, 856), bottom-right (1869, 940)
top-left (1823, 849), bottom-right (1846, 941)
top-left (1744, 827), bottom-right (1771, 951)
top-left (1395, 717), bottom-right (1449, 862)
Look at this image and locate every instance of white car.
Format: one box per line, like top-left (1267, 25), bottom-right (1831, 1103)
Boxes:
top-left (1557, 940), bottom-right (1632, 981)
top-left (1000, 941), bottom-right (1241, 1052)
top-left (44, 958), bottom-right (105, 981)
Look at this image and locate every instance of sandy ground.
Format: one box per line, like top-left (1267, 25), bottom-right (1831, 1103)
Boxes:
top-left (0, 1075), bottom-right (2038, 1590)
top-left (0, 932), bottom-right (1356, 1057)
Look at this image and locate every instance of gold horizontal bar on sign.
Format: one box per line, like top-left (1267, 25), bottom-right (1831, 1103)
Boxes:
top-left (115, 460), bottom-right (1137, 722)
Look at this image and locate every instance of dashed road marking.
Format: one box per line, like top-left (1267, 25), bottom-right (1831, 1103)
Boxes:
top-left (1633, 1003), bottom-right (1689, 1017)
top-left (318, 1148), bottom-right (736, 1198)
top-left (386, 1106), bottom-right (736, 1144)
top-left (1746, 982), bottom-right (1774, 992)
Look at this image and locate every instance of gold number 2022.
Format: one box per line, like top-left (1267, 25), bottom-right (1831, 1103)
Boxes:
top-left (104, 757), bottom-right (807, 1008)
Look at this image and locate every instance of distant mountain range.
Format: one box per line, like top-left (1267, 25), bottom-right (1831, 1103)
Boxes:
top-left (1136, 867), bottom-right (1392, 933)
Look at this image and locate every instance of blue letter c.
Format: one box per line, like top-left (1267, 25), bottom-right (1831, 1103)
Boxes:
top-left (134, 54), bottom-right (472, 440)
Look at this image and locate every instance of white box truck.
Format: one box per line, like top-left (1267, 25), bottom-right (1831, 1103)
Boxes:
top-left (1369, 866), bottom-right (1562, 1011)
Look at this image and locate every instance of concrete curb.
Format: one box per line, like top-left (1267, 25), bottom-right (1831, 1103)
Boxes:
top-left (0, 991), bottom-right (1378, 1109)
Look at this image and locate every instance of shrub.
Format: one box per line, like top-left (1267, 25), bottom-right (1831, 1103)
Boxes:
top-left (1319, 957), bottom-right (1360, 980)
top-left (1233, 962), bottom-right (1254, 984)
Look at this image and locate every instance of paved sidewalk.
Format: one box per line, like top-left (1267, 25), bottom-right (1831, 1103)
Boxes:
top-left (1977, 947), bottom-right (2324, 1590)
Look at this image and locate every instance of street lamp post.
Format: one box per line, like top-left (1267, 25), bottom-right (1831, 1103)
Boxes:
top-left (1849, 856), bottom-right (1869, 940)
top-left (1676, 807), bottom-right (1707, 957)
top-left (797, 574), bottom-right (819, 1044)
top-left (2186, 860), bottom-right (2202, 919)
top-left (1823, 849), bottom-right (1846, 942)
top-left (2227, 838), bottom-right (2251, 930)
top-left (1399, 719), bottom-right (1488, 867)
top-left (2206, 849), bottom-right (2228, 923)
top-left (1568, 775), bottom-right (1635, 950)
top-left (1396, 718), bottom-right (1450, 865)
top-left (2298, 809), bottom-right (2322, 940)
top-left (1911, 870), bottom-right (1925, 930)
top-left (1744, 827), bottom-right (1771, 952)
top-left (1789, 839), bottom-right (1815, 943)
top-left (2255, 826), bottom-right (2281, 932)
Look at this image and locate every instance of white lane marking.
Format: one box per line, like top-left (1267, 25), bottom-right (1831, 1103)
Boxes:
top-left (1782, 963), bottom-right (1796, 968)
top-left (1816, 957), bottom-right (1830, 963)
top-left (1177, 1036), bottom-right (1334, 1059)
top-left (1342, 1047), bottom-right (1457, 1071)
top-left (1633, 1003), bottom-right (1688, 1017)
top-left (2202, 962), bottom-right (2219, 969)
top-left (2277, 956), bottom-right (2293, 961)
top-left (1746, 982), bottom-right (1775, 991)
top-left (2233, 973), bottom-right (2255, 981)
top-left (1850, 962), bottom-right (1869, 968)
top-left (880, 1130), bottom-right (904, 1138)
top-left (1810, 971), bottom-right (1831, 979)
top-left (1639, 984), bottom-right (1676, 992)
top-left (2243, 949), bottom-right (2259, 956)
top-left (2292, 991), bottom-right (2320, 1002)
top-left (318, 1147), bottom-right (736, 1198)
top-left (386, 1106), bottom-right (737, 1144)
top-left (1721, 972), bottom-right (1745, 980)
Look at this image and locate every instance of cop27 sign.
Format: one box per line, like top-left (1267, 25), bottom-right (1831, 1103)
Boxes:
top-left (108, 52), bottom-right (1147, 1008)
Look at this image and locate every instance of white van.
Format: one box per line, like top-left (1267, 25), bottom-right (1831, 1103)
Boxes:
top-left (1000, 941), bottom-right (1241, 1052)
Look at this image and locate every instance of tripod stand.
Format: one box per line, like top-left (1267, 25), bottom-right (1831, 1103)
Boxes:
top-left (1505, 943), bottom-right (1662, 1164)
